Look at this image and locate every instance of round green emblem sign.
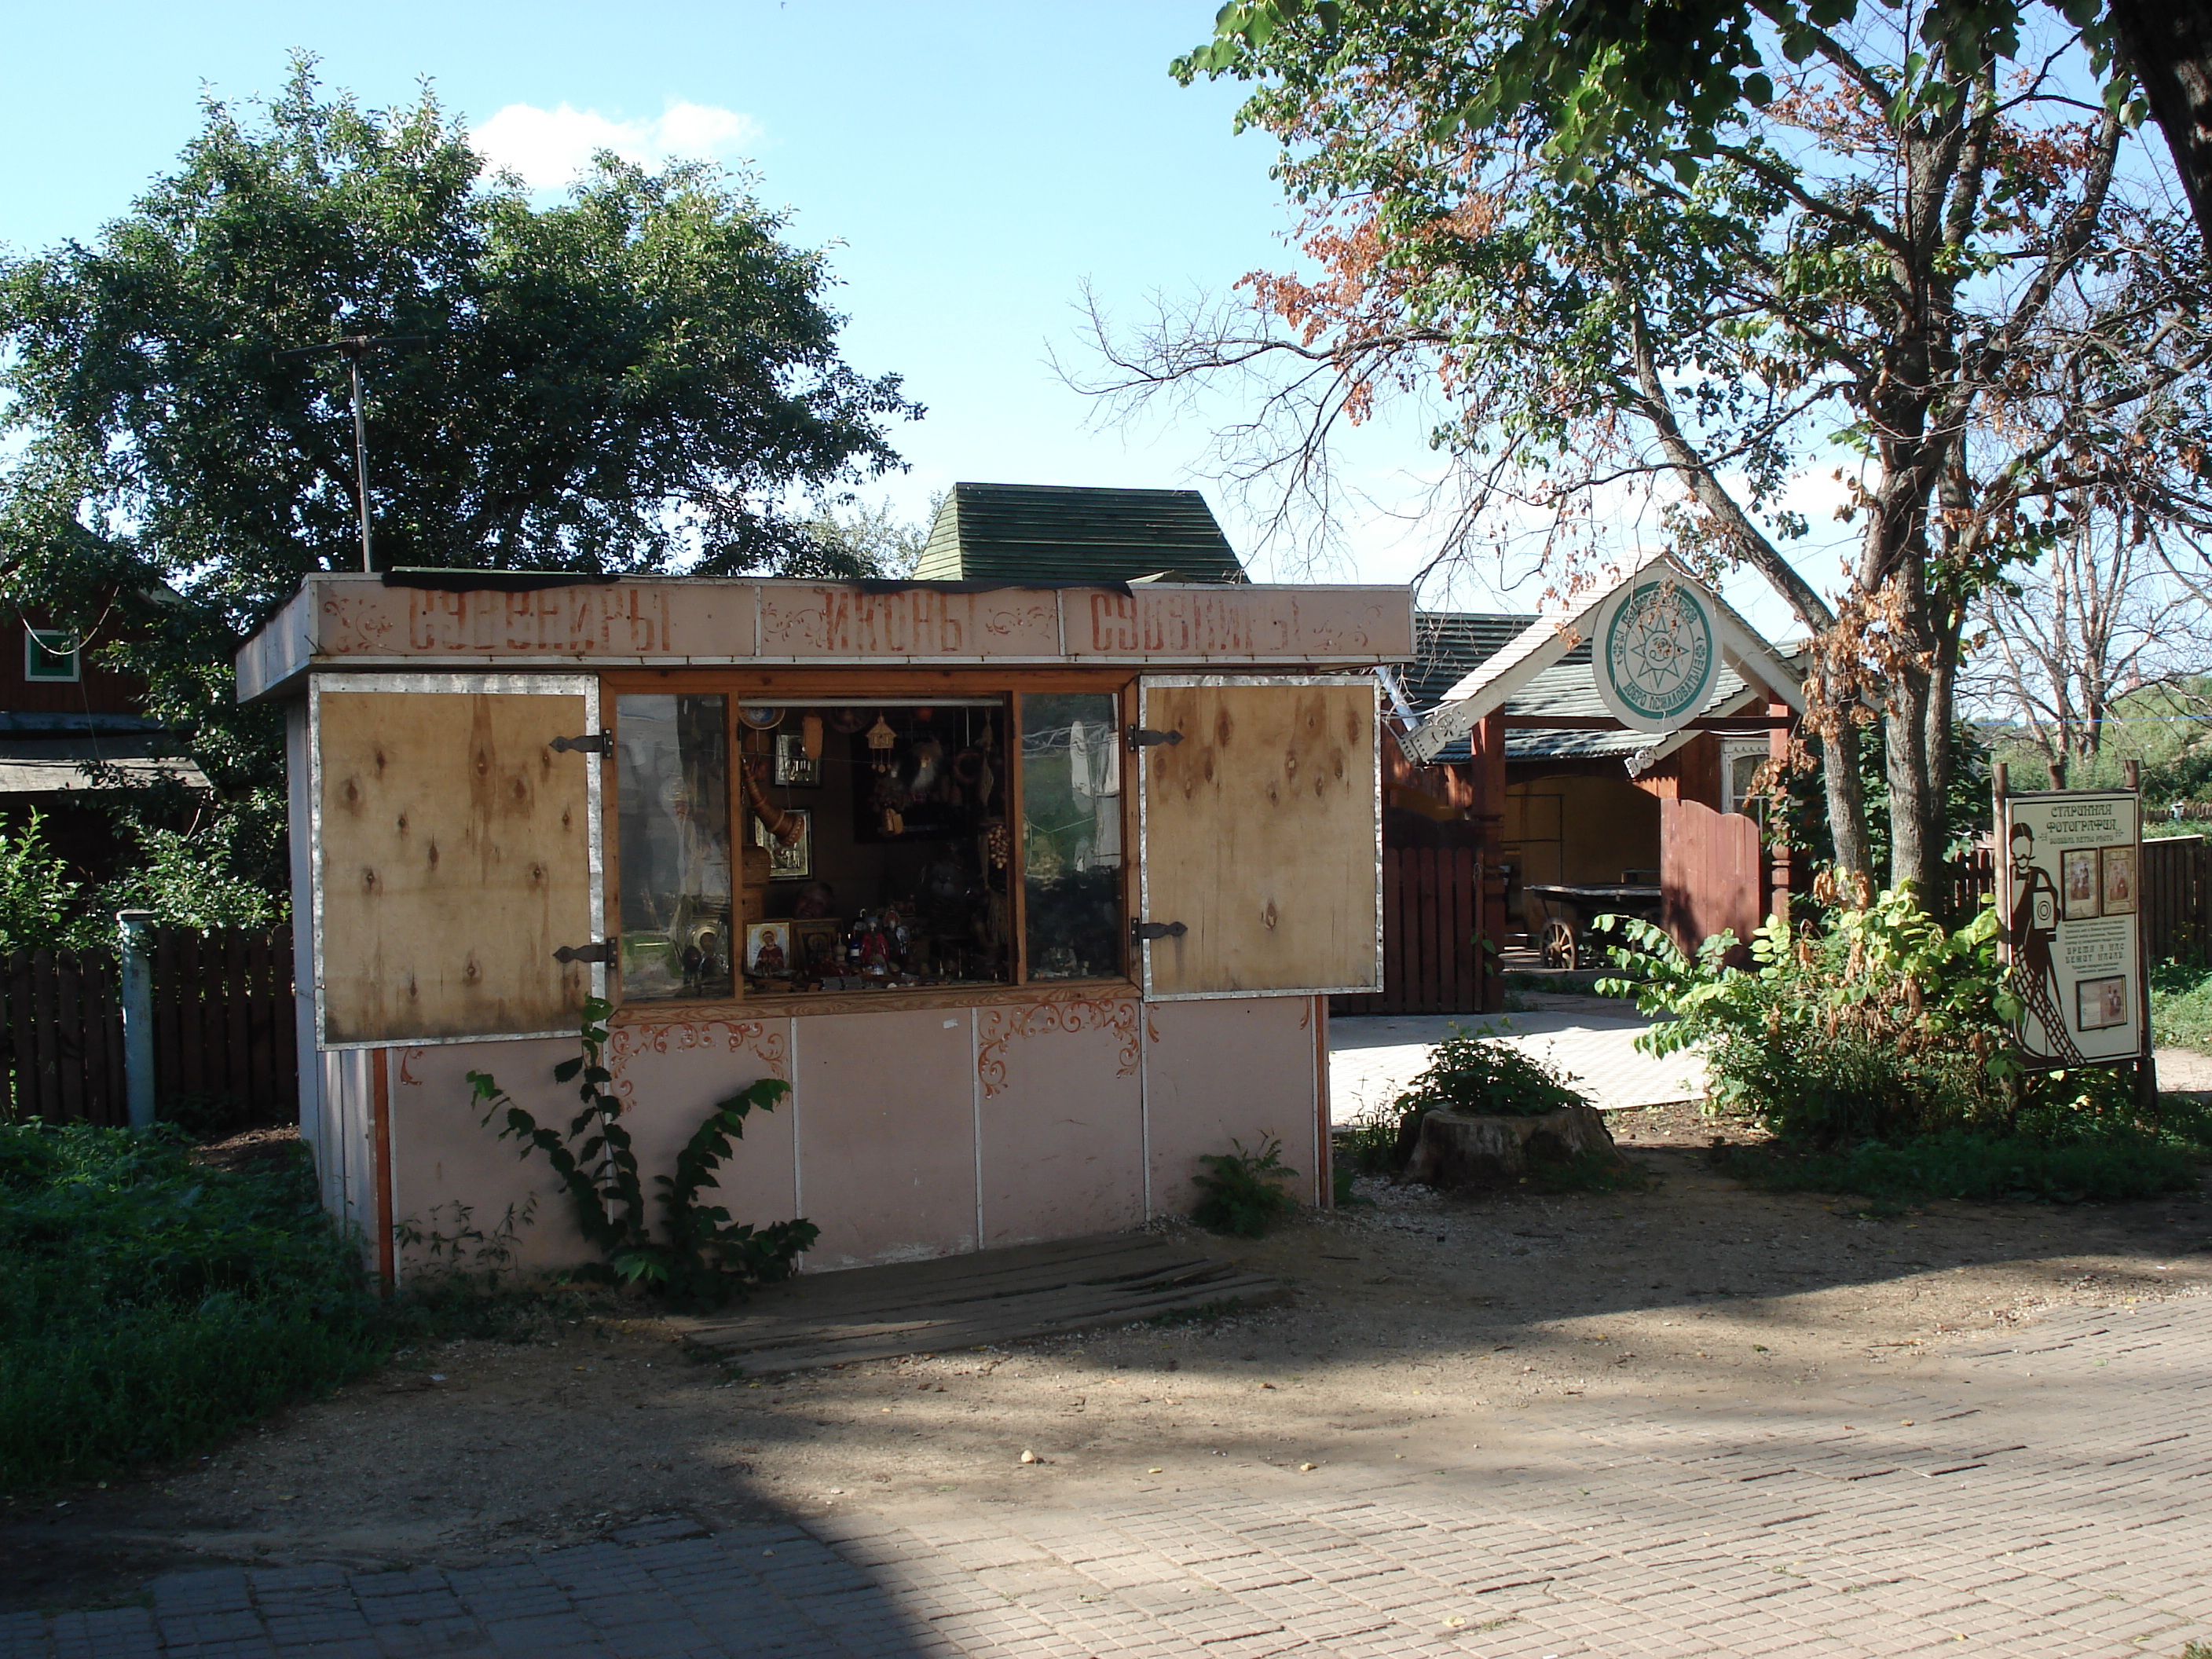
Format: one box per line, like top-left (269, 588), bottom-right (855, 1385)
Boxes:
top-left (1593, 577), bottom-right (1719, 734)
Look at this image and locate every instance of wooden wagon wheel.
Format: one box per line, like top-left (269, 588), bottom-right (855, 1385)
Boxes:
top-left (1540, 917), bottom-right (1580, 971)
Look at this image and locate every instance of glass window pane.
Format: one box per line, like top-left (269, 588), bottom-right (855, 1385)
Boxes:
top-left (617, 694), bottom-right (733, 1002)
top-left (1021, 693), bottom-right (1124, 981)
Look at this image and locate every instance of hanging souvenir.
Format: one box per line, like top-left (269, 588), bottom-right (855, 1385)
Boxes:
top-left (738, 703), bottom-right (784, 731)
top-left (740, 755), bottom-right (805, 848)
top-left (976, 716), bottom-right (998, 808)
top-left (866, 713), bottom-right (896, 772)
top-left (800, 712), bottom-right (825, 760)
top-left (985, 822), bottom-right (1011, 872)
top-left (830, 708), bottom-right (870, 735)
top-left (910, 735), bottom-right (946, 798)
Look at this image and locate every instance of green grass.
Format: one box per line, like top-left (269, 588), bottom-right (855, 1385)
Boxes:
top-left (1726, 1129), bottom-right (2201, 1206)
top-left (2152, 959), bottom-right (2212, 1053)
top-left (0, 1122), bottom-right (388, 1492)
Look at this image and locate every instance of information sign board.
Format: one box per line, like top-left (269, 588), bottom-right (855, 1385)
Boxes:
top-left (1998, 789), bottom-right (2144, 1067)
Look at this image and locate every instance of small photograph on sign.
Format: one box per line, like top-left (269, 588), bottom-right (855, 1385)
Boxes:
top-left (2062, 848), bottom-right (2100, 921)
top-left (2077, 974), bottom-right (2130, 1031)
top-left (2100, 845), bottom-right (2137, 915)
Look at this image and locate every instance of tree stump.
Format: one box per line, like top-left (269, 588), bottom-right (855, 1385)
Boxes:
top-left (1401, 1105), bottom-right (1623, 1191)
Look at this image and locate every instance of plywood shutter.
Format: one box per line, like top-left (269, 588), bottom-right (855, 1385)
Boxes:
top-left (313, 677), bottom-right (600, 1046)
top-left (1136, 676), bottom-right (1380, 998)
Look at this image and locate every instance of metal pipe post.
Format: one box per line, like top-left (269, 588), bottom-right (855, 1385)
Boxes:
top-left (117, 910), bottom-right (156, 1130)
top-left (350, 353), bottom-right (372, 573)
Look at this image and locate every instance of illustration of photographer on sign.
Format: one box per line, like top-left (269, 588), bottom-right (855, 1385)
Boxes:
top-left (2006, 820), bottom-right (2086, 1065)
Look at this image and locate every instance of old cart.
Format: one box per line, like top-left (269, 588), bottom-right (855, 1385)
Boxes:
top-left (1524, 882), bottom-right (1663, 970)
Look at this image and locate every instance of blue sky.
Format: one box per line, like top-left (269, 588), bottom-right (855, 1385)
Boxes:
top-left (1, 0), bottom-right (1817, 633)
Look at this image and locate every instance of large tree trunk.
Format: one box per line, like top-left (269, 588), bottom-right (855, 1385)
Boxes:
top-left (1820, 691), bottom-right (1876, 890)
top-left (2108, 0), bottom-right (2212, 254)
top-left (1885, 672), bottom-right (1941, 896)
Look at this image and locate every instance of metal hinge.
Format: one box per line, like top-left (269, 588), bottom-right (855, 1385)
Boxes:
top-left (1126, 726), bottom-right (1183, 750)
top-left (549, 733), bottom-right (611, 755)
top-left (1131, 920), bottom-right (1188, 943)
top-left (552, 939), bottom-right (614, 965)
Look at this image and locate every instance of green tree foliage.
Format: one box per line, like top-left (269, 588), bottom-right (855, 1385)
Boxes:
top-left (1137, 2), bottom-right (2208, 897)
top-left (800, 492), bottom-right (939, 577)
top-left (0, 812), bottom-right (104, 955)
top-left (0, 60), bottom-right (919, 917)
top-left (1190, 0), bottom-right (2210, 250)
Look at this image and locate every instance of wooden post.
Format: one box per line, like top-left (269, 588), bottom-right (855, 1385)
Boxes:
top-left (1994, 764), bottom-right (2020, 1122)
top-left (1471, 711), bottom-right (1509, 1012)
top-left (1767, 695), bottom-right (1793, 928)
top-left (2127, 759), bottom-right (2159, 1119)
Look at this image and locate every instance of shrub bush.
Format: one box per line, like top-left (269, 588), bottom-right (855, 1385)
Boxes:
top-left (0, 1123), bottom-right (384, 1491)
top-left (1598, 895), bottom-right (2028, 1146)
top-left (1599, 892), bottom-right (2207, 1204)
top-left (1391, 1025), bottom-right (1588, 1119)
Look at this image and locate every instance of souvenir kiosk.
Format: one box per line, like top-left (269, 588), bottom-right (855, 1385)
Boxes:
top-left (237, 573), bottom-right (1412, 1279)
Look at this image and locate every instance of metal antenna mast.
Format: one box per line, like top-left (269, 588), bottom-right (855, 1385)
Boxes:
top-left (275, 332), bottom-right (428, 572)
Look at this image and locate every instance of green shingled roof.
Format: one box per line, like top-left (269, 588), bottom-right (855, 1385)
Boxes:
top-left (1405, 610), bottom-right (1756, 763)
top-left (914, 483), bottom-right (1247, 584)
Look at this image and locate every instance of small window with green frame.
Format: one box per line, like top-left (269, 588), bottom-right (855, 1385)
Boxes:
top-left (24, 628), bottom-right (79, 683)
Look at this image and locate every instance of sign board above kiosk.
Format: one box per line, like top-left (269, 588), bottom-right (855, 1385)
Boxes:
top-left (237, 573), bottom-right (1415, 701)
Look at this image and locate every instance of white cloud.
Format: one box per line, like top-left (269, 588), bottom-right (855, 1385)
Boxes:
top-left (471, 99), bottom-right (762, 192)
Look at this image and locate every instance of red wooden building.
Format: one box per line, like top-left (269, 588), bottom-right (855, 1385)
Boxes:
top-left (0, 605), bottom-right (207, 877)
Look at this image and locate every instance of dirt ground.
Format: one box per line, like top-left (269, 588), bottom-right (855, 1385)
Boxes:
top-left (7, 1110), bottom-right (2210, 1615)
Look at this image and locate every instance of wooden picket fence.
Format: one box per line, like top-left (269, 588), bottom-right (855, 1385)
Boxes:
top-left (0, 926), bottom-right (296, 1127)
top-left (2141, 835), bottom-right (2212, 964)
top-left (1331, 847), bottom-right (1483, 1016)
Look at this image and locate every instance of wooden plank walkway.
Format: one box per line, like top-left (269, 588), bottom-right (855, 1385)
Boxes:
top-left (674, 1233), bottom-right (1282, 1372)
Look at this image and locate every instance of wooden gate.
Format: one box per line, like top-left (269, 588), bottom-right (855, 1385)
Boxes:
top-left (0, 925), bottom-right (297, 1126)
top-left (1661, 799), bottom-right (1766, 961)
top-left (1331, 847), bottom-right (1482, 1016)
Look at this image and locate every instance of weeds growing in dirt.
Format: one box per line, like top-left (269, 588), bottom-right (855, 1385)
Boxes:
top-left (1333, 1102), bottom-right (1406, 1177)
top-left (2152, 959), bottom-right (2212, 1053)
top-left (468, 999), bottom-right (816, 1310)
top-left (1520, 1150), bottom-right (1654, 1195)
top-left (0, 1123), bottom-right (384, 1492)
top-left (1726, 1130), bottom-right (2199, 1206)
top-left (1192, 1136), bottom-right (1300, 1237)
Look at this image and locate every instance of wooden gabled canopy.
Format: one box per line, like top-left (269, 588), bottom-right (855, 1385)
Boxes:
top-left (1398, 552), bottom-right (1803, 765)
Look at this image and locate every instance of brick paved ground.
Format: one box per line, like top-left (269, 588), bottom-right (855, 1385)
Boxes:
top-left (7, 1295), bottom-right (2207, 1657)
